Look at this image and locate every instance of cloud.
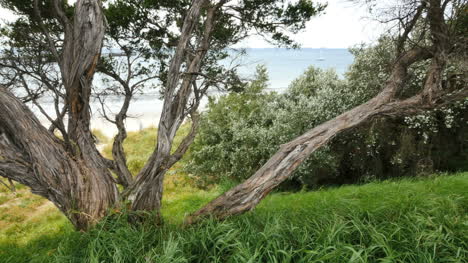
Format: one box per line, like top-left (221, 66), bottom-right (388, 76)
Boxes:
top-left (236, 0), bottom-right (384, 48)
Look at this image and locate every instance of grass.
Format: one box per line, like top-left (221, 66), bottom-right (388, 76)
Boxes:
top-left (0, 172), bottom-right (466, 262)
top-left (1, 127), bottom-right (466, 262)
top-left (0, 187), bottom-right (71, 263)
top-left (102, 123), bottom-right (192, 177)
top-left (92, 129), bottom-right (111, 145)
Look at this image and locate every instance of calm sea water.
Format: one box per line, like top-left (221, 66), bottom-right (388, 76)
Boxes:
top-left (236, 48), bottom-right (353, 90)
top-left (32, 48), bottom-right (354, 135)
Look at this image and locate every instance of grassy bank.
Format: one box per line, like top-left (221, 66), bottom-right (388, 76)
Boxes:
top-left (0, 172), bottom-right (467, 262)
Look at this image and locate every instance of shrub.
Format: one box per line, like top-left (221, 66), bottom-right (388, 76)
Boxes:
top-left (187, 65), bottom-right (353, 188)
top-left (187, 39), bottom-right (468, 189)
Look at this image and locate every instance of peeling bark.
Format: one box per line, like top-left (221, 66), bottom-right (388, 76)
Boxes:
top-left (186, 0), bottom-right (464, 223)
top-left (0, 0), bottom-right (465, 230)
top-left (0, 87), bottom-right (117, 230)
top-left (0, 0), bottom-right (118, 230)
top-left (126, 0), bottom-right (219, 217)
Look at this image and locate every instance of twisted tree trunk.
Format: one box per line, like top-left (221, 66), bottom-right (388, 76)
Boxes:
top-left (186, 0), bottom-right (465, 224)
top-left (186, 53), bottom-right (468, 224)
top-left (0, 0), bottom-right (117, 230)
top-left (126, 0), bottom-right (220, 220)
top-left (0, 87), bottom-right (117, 230)
top-left (1, 0), bottom-right (465, 231)
top-left (186, 48), bottom-right (433, 223)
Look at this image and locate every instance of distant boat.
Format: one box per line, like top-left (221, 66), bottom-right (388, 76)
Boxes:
top-left (316, 48), bottom-right (325, 61)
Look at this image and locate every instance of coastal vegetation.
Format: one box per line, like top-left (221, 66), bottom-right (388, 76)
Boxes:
top-left (0, 0), bottom-right (467, 261)
top-left (0, 0), bottom-right (325, 229)
top-left (1, 171), bottom-right (467, 262)
top-left (188, 45), bottom-right (467, 190)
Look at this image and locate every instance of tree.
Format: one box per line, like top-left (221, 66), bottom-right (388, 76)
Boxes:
top-left (187, 40), bottom-right (467, 191)
top-left (186, 0), bottom-right (468, 223)
top-left (0, 0), bottom-right (323, 230)
top-left (2, 0), bottom-right (465, 230)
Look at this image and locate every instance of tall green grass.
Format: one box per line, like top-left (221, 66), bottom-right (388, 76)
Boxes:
top-left (101, 124), bottom-right (192, 176)
top-left (2, 173), bottom-right (465, 263)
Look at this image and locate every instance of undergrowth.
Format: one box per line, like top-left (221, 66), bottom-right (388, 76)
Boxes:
top-left (0, 172), bottom-right (466, 262)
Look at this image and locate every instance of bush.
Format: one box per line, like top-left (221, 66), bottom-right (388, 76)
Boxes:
top-left (186, 65), bottom-right (279, 185)
top-left (187, 39), bottom-right (468, 189)
top-left (187, 65), bottom-right (356, 188)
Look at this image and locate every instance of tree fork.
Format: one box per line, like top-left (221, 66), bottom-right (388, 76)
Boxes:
top-left (126, 0), bottom-right (215, 218)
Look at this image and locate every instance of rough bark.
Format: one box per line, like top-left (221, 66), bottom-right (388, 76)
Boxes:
top-left (187, 57), bottom-right (467, 224)
top-left (126, 0), bottom-right (219, 217)
top-left (109, 96), bottom-right (134, 188)
top-left (97, 46), bottom-right (161, 188)
top-left (96, 67), bottom-right (135, 188)
top-left (1, 0), bottom-right (464, 230)
top-left (60, 0), bottom-right (106, 151)
top-left (186, 0), bottom-right (462, 224)
top-left (0, 87), bottom-right (117, 230)
top-left (0, 0), bottom-right (118, 230)
top-left (186, 48), bottom-right (434, 223)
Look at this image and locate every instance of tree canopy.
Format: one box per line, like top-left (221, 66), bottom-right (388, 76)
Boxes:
top-left (0, 0), bottom-right (326, 230)
top-left (0, 0), bottom-right (466, 230)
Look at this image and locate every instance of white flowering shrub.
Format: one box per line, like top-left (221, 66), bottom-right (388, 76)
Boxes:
top-left (404, 99), bottom-right (468, 143)
top-left (187, 65), bottom-right (360, 188)
top-left (345, 36), bottom-right (395, 104)
top-left (187, 39), bottom-right (468, 189)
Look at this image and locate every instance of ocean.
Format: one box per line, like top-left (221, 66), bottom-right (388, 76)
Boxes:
top-left (236, 48), bottom-right (354, 90)
top-left (31, 48), bottom-right (354, 136)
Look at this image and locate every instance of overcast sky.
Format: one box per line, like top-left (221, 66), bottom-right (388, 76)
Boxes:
top-left (0, 0), bottom-right (384, 49)
top-left (238, 0), bottom-right (385, 48)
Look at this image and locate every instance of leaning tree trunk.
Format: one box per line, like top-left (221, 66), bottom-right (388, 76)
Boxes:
top-left (186, 46), bottom-right (464, 223)
top-left (186, 0), bottom-right (464, 224)
top-left (186, 53), bottom-right (468, 224)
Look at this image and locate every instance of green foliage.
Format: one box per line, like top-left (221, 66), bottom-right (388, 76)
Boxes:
top-left (0, 0), bottom-right (67, 19)
top-left (188, 37), bottom-right (468, 189)
top-left (187, 65), bottom-right (359, 187)
top-left (187, 65), bottom-right (279, 184)
top-left (231, 0), bottom-right (326, 47)
top-left (2, 172), bottom-right (466, 262)
top-left (345, 37), bottom-right (395, 104)
top-left (1, 0), bottom-right (325, 103)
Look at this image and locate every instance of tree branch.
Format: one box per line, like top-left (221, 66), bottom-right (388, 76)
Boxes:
top-left (186, 46), bottom-right (433, 224)
top-left (33, 0), bottom-right (62, 67)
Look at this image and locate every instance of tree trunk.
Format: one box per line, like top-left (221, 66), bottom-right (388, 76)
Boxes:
top-left (127, 156), bottom-right (168, 223)
top-left (125, 0), bottom-right (210, 218)
top-left (2, 0), bottom-right (463, 230)
top-left (185, 47), bottom-right (437, 224)
top-left (186, 0), bottom-right (465, 224)
top-left (0, 87), bottom-right (118, 230)
top-left (0, 0), bottom-right (118, 230)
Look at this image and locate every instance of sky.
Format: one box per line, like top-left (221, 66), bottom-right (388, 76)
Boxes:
top-left (0, 0), bottom-right (385, 49)
top-left (237, 0), bottom-right (385, 48)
